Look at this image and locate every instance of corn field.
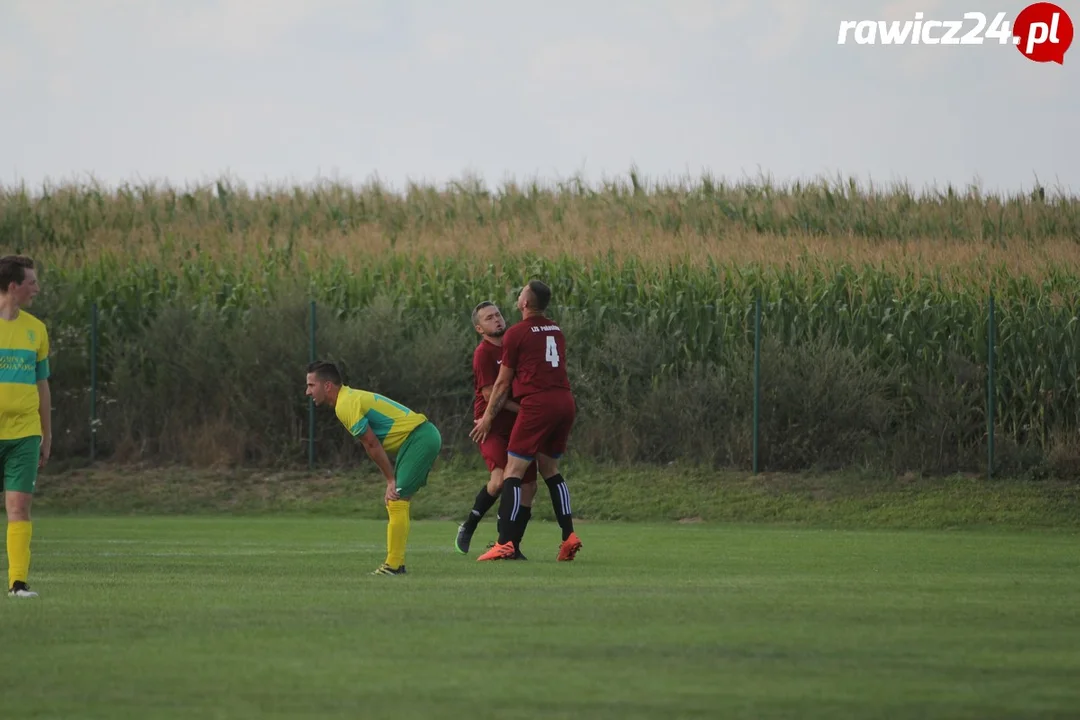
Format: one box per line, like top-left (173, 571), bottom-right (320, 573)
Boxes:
top-left (3, 173), bottom-right (1079, 477)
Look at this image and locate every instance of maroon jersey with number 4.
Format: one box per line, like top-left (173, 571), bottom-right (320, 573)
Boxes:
top-left (500, 316), bottom-right (572, 399)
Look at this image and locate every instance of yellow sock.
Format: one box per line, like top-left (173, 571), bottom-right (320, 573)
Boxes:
top-left (7, 520), bottom-right (32, 588)
top-left (386, 500), bottom-right (410, 568)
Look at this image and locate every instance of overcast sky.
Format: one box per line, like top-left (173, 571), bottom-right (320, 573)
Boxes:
top-left (3, 0), bottom-right (1077, 195)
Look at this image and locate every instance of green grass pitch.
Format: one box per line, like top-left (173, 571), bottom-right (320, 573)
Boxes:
top-left (5, 516), bottom-right (1080, 719)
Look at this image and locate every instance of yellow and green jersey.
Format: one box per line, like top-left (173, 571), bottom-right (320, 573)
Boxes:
top-left (334, 386), bottom-right (428, 454)
top-left (0, 311), bottom-right (50, 440)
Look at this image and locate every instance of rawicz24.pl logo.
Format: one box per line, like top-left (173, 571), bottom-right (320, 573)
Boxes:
top-left (837, 2), bottom-right (1074, 64)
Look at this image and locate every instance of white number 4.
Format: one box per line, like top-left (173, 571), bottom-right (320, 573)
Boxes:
top-left (545, 335), bottom-right (560, 367)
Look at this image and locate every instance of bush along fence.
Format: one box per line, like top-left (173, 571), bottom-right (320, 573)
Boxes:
top-left (58, 289), bottom-right (1079, 481)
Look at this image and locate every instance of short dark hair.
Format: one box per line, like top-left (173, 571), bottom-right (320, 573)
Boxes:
top-left (0, 255), bottom-right (35, 293)
top-left (472, 300), bottom-right (496, 325)
top-left (307, 360), bottom-right (342, 386)
top-left (527, 280), bottom-right (552, 311)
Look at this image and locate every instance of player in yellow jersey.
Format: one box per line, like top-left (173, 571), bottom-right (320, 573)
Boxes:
top-left (1, 256), bottom-right (51, 599)
top-left (305, 360), bottom-right (442, 576)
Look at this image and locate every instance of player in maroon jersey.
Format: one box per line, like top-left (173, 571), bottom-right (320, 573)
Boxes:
top-left (454, 300), bottom-right (537, 559)
top-left (471, 280), bottom-right (583, 562)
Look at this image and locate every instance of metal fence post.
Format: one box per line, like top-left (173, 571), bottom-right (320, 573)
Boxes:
top-left (988, 292), bottom-right (996, 480)
top-left (753, 292), bottom-right (761, 475)
top-left (309, 299), bottom-right (317, 470)
top-left (90, 302), bottom-right (98, 462)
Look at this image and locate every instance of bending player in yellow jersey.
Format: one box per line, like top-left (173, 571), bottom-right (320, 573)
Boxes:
top-left (1, 256), bottom-right (51, 599)
top-left (305, 361), bottom-right (442, 576)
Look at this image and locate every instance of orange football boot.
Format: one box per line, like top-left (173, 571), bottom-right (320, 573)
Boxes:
top-left (557, 532), bottom-right (582, 561)
top-left (477, 540), bottom-right (516, 561)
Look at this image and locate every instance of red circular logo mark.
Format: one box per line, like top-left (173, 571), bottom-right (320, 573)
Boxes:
top-left (1013, 2), bottom-right (1074, 63)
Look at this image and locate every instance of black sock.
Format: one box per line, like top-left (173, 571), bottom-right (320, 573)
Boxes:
top-left (464, 485), bottom-right (498, 528)
top-left (496, 477), bottom-right (524, 545)
top-left (513, 505), bottom-right (533, 549)
top-left (545, 473), bottom-right (574, 541)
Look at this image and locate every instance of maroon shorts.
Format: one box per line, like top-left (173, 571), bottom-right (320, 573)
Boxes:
top-left (507, 390), bottom-right (576, 461)
top-left (479, 432), bottom-right (538, 484)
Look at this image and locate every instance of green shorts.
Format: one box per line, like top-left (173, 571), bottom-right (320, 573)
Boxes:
top-left (0, 436), bottom-right (41, 494)
top-left (394, 421), bottom-right (442, 498)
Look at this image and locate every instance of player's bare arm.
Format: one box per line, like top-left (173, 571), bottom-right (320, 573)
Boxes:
top-left (484, 363), bottom-right (515, 418)
top-left (37, 379), bottom-right (51, 468)
top-left (481, 386), bottom-right (520, 414)
top-left (358, 426), bottom-right (399, 502)
top-left (471, 364), bottom-right (514, 443)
